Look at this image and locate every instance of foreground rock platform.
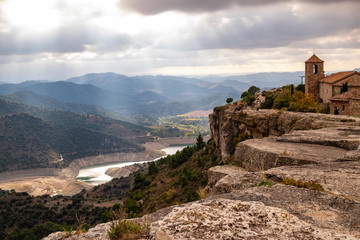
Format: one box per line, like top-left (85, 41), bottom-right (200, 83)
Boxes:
top-left (151, 198), bottom-right (358, 240)
top-left (235, 138), bottom-right (348, 171)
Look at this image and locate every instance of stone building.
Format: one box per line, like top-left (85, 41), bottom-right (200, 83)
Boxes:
top-left (305, 54), bottom-right (360, 116)
top-left (329, 89), bottom-right (360, 116)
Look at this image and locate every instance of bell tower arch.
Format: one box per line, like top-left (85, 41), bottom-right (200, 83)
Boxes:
top-left (305, 54), bottom-right (325, 99)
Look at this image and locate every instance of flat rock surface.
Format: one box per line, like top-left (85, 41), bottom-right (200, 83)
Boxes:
top-left (207, 165), bottom-right (261, 195)
top-left (266, 161), bottom-right (360, 201)
top-left (235, 138), bottom-right (348, 171)
top-left (277, 127), bottom-right (360, 150)
top-left (209, 185), bottom-right (360, 237)
top-left (150, 198), bottom-right (358, 240)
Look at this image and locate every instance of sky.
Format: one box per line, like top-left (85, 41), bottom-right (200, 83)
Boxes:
top-left (0, 0), bottom-right (360, 83)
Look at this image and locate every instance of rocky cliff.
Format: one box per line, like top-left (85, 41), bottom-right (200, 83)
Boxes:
top-left (43, 104), bottom-right (360, 240)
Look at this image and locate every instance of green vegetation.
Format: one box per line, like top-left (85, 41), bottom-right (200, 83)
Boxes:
top-left (155, 115), bottom-right (210, 137)
top-left (0, 113), bottom-right (143, 172)
top-left (241, 86), bottom-right (260, 106)
top-left (108, 220), bottom-right (149, 240)
top-left (0, 173), bottom-right (138, 240)
top-left (234, 132), bottom-right (249, 145)
top-left (123, 137), bottom-right (219, 217)
top-left (281, 178), bottom-right (324, 191)
top-left (226, 98), bottom-right (233, 104)
top-left (260, 84), bottom-right (329, 113)
top-left (0, 189), bottom-right (108, 240)
top-left (257, 181), bottom-right (274, 187)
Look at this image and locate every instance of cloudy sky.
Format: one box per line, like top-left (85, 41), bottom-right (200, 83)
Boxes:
top-left (0, 0), bottom-right (360, 82)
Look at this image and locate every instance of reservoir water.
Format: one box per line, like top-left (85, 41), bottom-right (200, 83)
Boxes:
top-left (76, 145), bottom-right (190, 185)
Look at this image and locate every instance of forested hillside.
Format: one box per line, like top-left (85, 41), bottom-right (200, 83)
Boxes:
top-left (0, 113), bottom-right (143, 172)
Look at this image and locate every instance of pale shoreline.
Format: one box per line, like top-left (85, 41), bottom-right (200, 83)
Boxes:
top-left (0, 136), bottom-right (208, 196)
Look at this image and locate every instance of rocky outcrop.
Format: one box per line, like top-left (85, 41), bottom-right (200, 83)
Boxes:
top-left (44, 197), bottom-right (359, 240)
top-left (209, 107), bottom-right (359, 160)
top-left (235, 138), bottom-right (348, 171)
top-left (206, 165), bottom-right (261, 195)
top-left (43, 222), bottom-right (113, 240)
top-left (151, 198), bottom-right (357, 240)
top-left (44, 109), bottom-right (360, 240)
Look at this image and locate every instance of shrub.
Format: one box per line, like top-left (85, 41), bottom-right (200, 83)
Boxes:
top-left (165, 188), bottom-right (176, 201)
top-left (281, 178), bottom-right (324, 191)
top-left (148, 162), bottom-right (158, 176)
top-left (108, 220), bottom-right (149, 240)
top-left (196, 134), bottom-right (205, 150)
top-left (257, 181), bottom-right (274, 187)
top-left (234, 132), bottom-right (249, 145)
top-left (226, 98), bottom-right (233, 104)
top-left (241, 86), bottom-right (260, 106)
top-left (288, 92), bottom-right (319, 112)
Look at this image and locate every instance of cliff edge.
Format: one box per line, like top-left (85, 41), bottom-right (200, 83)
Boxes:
top-left (43, 104), bottom-right (360, 239)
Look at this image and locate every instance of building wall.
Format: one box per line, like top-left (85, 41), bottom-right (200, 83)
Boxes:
top-left (319, 83), bottom-right (333, 103)
top-left (329, 101), bottom-right (350, 115)
top-left (305, 62), bottom-right (324, 99)
top-left (333, 86), bottom-right (342, 96)
top-left (349, 99), bottom-right (360, 116)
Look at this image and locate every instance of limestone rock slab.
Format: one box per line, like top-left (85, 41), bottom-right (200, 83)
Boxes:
top-left (235, 138), bottom-right (348, 171)
top-left (150, 198), bottom-right (357, 240)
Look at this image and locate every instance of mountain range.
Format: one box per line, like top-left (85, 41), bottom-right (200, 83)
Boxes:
top-left (0, 72), bottom-right (304, 118)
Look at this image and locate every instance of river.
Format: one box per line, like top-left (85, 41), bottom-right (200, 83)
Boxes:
top-left (76, 145), bottom-right (190, 185)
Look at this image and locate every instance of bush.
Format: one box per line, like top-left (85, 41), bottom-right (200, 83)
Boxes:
top-left (288, 92), bottom-right (319, 112)
top-left (226, 98), bottom-right (233, 104)
top-left (281, 178), bottom-right (324, 191)
top-left (241, 86), bottom-right (260, 106)
top-left (108, 220), bottom-right (149, 240)
top-left (148, 162), bottom-right (158, 176)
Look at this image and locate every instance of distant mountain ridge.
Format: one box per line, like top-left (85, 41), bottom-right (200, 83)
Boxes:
top-left (0, 72), bottom-right (305, 117)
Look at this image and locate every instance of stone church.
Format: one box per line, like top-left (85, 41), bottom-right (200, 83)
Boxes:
top-left (305, 54), bottom-right (360, 115)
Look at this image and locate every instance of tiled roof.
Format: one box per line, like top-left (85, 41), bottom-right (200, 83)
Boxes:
top-left (329, 89), bottom-right (360, 102)
top-left (333, 73), bottom-right (360, 87)
top-left (305, 54), bottom-right (324, 63)
top-left (319, 71), bottom-right (357, 84)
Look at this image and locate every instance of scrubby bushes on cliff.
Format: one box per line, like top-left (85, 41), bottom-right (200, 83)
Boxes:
top-left (241, 86), bottom-right (260, 106)
top-left (123, 138), bottom-right (218, 217)
top-left (260, 84), bottom-right (328, 113)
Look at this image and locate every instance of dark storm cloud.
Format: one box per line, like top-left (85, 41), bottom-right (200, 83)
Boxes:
top-left (118, 0), bottom-right (285, 15)
top-left (155, 2), bottom-right (360, 51)
top-left (118, 0), bottom-right (360, 15)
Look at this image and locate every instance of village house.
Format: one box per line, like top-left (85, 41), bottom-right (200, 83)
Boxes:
top-left (305, 54), bottom-right (360, 115)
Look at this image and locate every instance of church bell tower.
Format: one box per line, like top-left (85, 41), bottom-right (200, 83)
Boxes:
top-left (305, 54), bottom-right (325, 99)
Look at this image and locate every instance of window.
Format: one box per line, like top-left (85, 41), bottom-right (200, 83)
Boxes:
top-left (313, 64), bottom-right (318, 74)
top-left (343, 105), bottom-right (345, 111)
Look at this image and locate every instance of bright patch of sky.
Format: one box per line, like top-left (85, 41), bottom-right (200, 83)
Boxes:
top-left (0, 0), bottom-right (359, 82)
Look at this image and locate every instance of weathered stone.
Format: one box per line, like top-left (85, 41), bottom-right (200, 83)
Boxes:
top-left (234, 138), bottom-right (347, 171)
top-left (277, 127), bottom-right (360, 150)
top-left (150, 198), bottom-right (357, 240)
top-left (206, 165), bottom-right (261, 195)
top-left (266, 161), bottom-right (360, 200)
top-left (42, 222), bottom-right (112, 240)
top-left (209, 185), bottom-right (360, 238)
top-left (209, 107), bottom-right (360, 160)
